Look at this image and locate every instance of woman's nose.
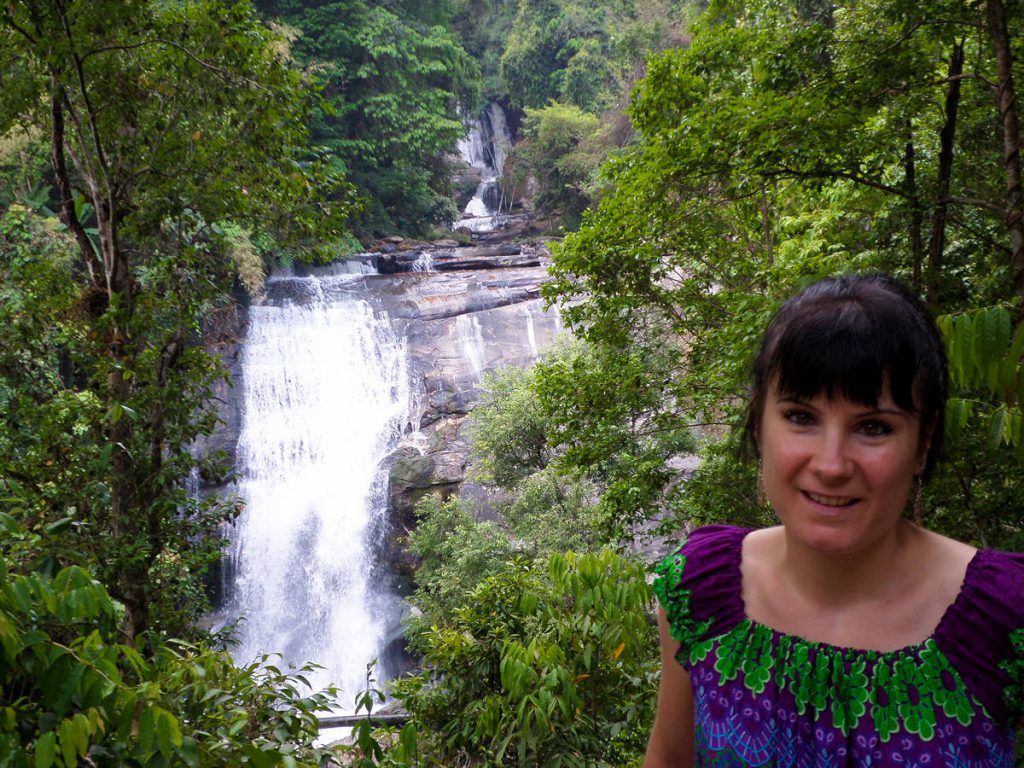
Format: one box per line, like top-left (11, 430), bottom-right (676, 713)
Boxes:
top-left (810, 430), bottom-right (852, 479)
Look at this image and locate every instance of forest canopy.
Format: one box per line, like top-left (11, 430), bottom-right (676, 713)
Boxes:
top-left (1, 0), bottom-right (1022, 765)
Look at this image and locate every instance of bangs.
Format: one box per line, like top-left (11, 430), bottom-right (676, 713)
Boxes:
top-left (768, 299), bottom-right (919, 413)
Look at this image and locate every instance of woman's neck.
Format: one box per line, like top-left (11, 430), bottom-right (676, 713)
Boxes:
top-left (777, 520), bottom-right (920, 608)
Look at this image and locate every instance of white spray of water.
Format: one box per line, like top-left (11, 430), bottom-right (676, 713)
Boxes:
top-left (227, 277), bottom-right (409, 700)
top-left (457, 103), bottom-right (513, 232)
top-left (455, 314), bottom-right (487, 381)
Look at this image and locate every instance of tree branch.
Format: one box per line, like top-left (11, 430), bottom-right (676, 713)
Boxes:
top-left (762, 167), bottom-right (906, 197)
top-left (50, 89), bottom-right (103, 285)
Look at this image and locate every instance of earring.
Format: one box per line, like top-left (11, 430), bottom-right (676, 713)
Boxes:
top-left (912, 475), bottom-right (924, 524)
top-left (756, 462), bottom-right (769, 509)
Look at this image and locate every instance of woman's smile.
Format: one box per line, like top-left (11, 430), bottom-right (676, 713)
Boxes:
top-left (803, 491), bottom-right (857, 508)
top-left (758, 388), bottom-right (930, 553)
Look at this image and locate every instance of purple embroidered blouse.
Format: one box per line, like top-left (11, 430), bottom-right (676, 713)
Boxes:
top-left (653, 525), bottom-right (1024, 767)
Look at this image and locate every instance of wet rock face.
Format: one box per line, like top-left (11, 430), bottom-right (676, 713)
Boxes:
top-left (204, 238), bottom-right (564, 523)
top-left (365, 241), bottom-right (562, 516)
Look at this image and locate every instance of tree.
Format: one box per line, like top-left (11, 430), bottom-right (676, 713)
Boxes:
top-left (394, 550), bottom-right (657, 767)
top-left (0, 0), bottom-right (343, 639)
top-left (499, 0), bottom-right (685, 114)
top-left (0, 549), bottom-right (343, 766)
top-left (257, 0), bottom-right (481, 236)
top-left (543, 0), bottom-right (1024, 541)
top-left (505, 102), bottom-right (605, 226)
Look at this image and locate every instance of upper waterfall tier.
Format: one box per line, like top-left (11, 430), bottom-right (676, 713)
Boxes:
top-left (455, 102), bottom-right (513, 233)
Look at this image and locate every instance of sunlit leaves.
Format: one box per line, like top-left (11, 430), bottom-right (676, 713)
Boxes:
top-left (395, 550), bottom-right (656, 766)
top-left (938, 306), bottom-right (1024, 459)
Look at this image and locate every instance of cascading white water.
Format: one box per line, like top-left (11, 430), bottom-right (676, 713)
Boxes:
top-left (455, 314), bottom-right (487, 380)
top-left (485, 102), bottom-right (510, 178)
top-left (226, 274), bottom-right (409, 699)
top-left (456, 103), bottom-right (513, 233)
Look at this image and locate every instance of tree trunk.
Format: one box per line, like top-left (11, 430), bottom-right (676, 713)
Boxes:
top-left (985, 0), bottom-right (1024, 301)
top-left (905, 129), bottom-right (924, 293)
top-left (50, 89), bottom-right (104, 284)
top-left (925, 42), bottom-right (964, 307)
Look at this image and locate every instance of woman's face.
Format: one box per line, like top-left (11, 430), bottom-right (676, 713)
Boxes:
top-left (758, 385), bottom-right (930, 556)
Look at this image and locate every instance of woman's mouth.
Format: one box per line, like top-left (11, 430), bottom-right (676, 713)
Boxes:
top-left (804, 491), bottom-right (857, 507)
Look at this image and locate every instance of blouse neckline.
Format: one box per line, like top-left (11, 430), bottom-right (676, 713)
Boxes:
top-left (726, 525), bottom-right (985, 657)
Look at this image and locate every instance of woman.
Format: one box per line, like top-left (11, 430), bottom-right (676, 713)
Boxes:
top-left (644, 274), bottom-right (1024, 766)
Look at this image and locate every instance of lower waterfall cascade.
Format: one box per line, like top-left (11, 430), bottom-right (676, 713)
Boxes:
top-left (223, 271), bottom-right (411, 700)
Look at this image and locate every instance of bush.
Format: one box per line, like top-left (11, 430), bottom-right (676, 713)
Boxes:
top-left (0, 553), bottom-right (341, 767)
top-left (393, 550), bottom-right (658, 767)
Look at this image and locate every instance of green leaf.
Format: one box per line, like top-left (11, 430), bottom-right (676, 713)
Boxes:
top-left (57, 718), bottom-right (78, 768)
top-left (176, 736), bottom-right (200, 767)
top-left (399, 721), bottom-right (418, 756)
top-left (155, 707), bottom-right (182, 755)
top-left (44, 517), bottom-right (74, 536)
top-left (989, 407), bottom-right (1007, 450)
top-left (953, 314), bottom-right (973, 387)
top-left (34, 732), bottom-right (56, 768)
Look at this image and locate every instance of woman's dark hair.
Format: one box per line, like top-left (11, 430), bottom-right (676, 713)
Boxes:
top-left (743, 273), bottom-right (948, 477)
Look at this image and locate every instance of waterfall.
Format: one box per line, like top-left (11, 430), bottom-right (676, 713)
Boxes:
top-left (456, 102), bottom-right (513, 233)
top-left (455, 314), bottom-right (487, 380)
top-left (224, 272), bottom-right (410, 700)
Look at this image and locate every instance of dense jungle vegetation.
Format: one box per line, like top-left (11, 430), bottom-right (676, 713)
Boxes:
top-left (1, 0), bottom-right (1023, 765)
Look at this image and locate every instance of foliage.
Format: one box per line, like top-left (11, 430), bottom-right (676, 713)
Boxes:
top-left (499, 0), bottom-right (685, 113)
top-left (406, 495), bottom-right (515, 619)
top-left (451, 0), bottom-right (520, 95)
top-left (0, 552), bottom-right (342, 767)
top-left (533, 337), bottom-right (698, 539)
top-left (470, 365), bottom-right (555, 489)
top-left (542, 0), bottom-right (1024, 540)
top-left (393, 550), bottom-right (657, 767)
top-left (257, 0), bottom-right (481, 236)
top-left (503, 103), bottom-right (607, 226)
top-left (0, 201), bottom-right (236, 639)
top-left (0, 125), bottom-right (50, 210)
top-left (924, 305), bottom-right (1024, 552)
top-left (344, 663), bottom-right (419, 768)
top-left (939, 306), bottom-right (1024, 460)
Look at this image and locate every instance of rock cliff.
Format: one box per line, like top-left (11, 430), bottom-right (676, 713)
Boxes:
top-left (201, 238), bottom-right (564, 534)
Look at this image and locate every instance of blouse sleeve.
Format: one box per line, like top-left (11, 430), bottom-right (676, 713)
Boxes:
top-left (652, 524), bottom-right (747, 662)
top-left (996, 553), bottom-right (1024, 718)
top-left (934, 548), bottom-right (1024, 725)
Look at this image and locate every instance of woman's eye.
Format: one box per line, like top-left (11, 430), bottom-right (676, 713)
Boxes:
top-left (858, 420), bottom-right (893, 437)
top-left (783, 410), bottom-right (814, 426)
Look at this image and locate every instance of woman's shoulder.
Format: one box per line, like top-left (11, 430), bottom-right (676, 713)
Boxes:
top-left (932, 537), bottom-right (1024, 721)
top-left (653, 524), bottom-right (751, 644)
top-left (957, 544), bottom-right (1024, 626)
top-left (656, 524), bottom-right (751, 581)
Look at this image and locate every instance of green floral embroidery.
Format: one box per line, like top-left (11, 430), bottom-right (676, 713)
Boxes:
top-left (892, 654), bottom-right (936, 740)
top-left (870, 658), bottom-right (901, 742)
top-left (652, 546), bottom-right (712, 662)
top-left (999, 628), bottom-right (1024, 716)
top-left (831, 653), bottom-right (869, 736)
top-left (704, 625), bottom-right (983, 743)
top-left (739, 622), bottom-right (774, 695)
top-left (714, 620), bottom-right (750, 682)
top-left (787, 641), bottom-right (814, 715)
top-left (808, 647), bottom-right (832, 716)
top-left (774, 634), bottom-right (792, 689)
top-left (920, 639), bottom-right (973, 726)
top-left (689, 635), bottom-right (716, 664)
